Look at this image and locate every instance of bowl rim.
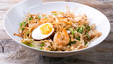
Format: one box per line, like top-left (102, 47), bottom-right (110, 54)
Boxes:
top-left (3, 1), bottom-right (111, 53)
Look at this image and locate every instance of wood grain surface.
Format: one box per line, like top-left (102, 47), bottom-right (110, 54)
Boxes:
top-left (0, 0), bottom-right (113, 64)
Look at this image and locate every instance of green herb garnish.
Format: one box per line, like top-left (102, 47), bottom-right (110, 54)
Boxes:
top-left (30, 43), bottom-right (35, 47)
top-left (25, 30), bottom-right (29, 34)
top-left (53, 13), bottom-right (57, 15)
top-left (22, 42), bottom-right (29, 46)
top-left (75, 27), bottom-right (80, 32)
top-left (21, 28), bottom-right (24, 31)
top-left (85, 42), bottom-right (88, 45)
top-left (84, 24), bottom-right (90, 31)
top-left (19, 23), bottom-right (22, 27)
top-left (76, 27), bottom-right (84, 34)
top-left (19, 22), bottom-right (27, 27)
top-left (41, 43), bottom-right (45, 46)
top-left (76, 36), bottom-right (80, 41)
top-left (19, 22), bottom-right (27, 31)
top-left (39, 47), bottom-right (43, 50)
top-left (68, 38), bottom-right (72, 46)
top-left (23, 22), bottom-right (27, 27)
top-left (78, 27), bottom-right (84, 33)
top-left (86, 32), bottom-right (90, 39)
top-left (69, 28), bottom-right (74, 36)
top-left (68, 38), bottom-right (76, 46)
top-left (29, 17), bottom-right (33, 20)
top-left (72, 41), bottom-right (76, 44)
top-left (38, 15), bottom-right (41, 19)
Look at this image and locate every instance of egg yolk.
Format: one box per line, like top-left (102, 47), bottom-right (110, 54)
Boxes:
top-left (40, 24), bottom-right (52, 35)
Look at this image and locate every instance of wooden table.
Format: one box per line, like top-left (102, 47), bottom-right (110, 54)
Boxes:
top-left (0, 0), bottom-right (113, 64)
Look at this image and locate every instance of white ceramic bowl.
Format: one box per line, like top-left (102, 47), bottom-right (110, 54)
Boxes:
top-left (4, 0), bottom-right (110, 57)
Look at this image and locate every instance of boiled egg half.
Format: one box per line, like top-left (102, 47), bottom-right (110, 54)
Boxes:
top-left (32, 23), bottom-right (54, 40)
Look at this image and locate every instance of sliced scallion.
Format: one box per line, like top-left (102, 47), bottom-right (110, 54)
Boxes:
top-left (76, 36), bottom-right (80, 41)
top-left (41, 43), bottom-right (45, 46)
top-left (38, 15), bottom-right (41, 19)
top-left (22, 42), bottom-right (29, 46)
top-left (68, 38), bottom-right (76, 46)
top-left (75, 27), bottom-right (84, 34)
top-left (53, 13), bottom-right (57, 15)
top-left (19, 22), bottom-right (27, 31)
top-left (84, 24), bottom-right (90, 31)
top-left (19, 23), bottom-right (22, 27)
top-left (85, 42), bottom-right (88, 45)
top-left (78, 27), bottom-right (84, 34)
top-left (21, 28), bottom-right (24, 31)
top-left (72, 41), bottom-right (76, 44)
top-left (25, 30), bottom-right (29, 34)
top-left (23, 22), bottom-right (27, 27)
top-left (30, 43), bottom-right (35, 47)
top-left (39, 47), bottom-right (43, 50)
top-left (69, 28), bottom-right (74, 36)
top-left (68, 38), bottom-right (72, 46)
top-left (86, 32), bottom-right (90, 39)
top-left (29, 17), bottom-right (32, 20)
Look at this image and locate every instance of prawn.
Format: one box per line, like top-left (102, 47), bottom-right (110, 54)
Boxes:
top-left (53, 28), bottom-right (70, 46)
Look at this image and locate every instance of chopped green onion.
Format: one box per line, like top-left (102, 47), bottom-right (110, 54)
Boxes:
top-left (84, 24), bottom-right (90, 31)
top-left (21, 28), bottom-right (24, 31)
top-left (29, 17), bottom-right (32, 20)
top-left (39, 47), bottom-right (43, 50)
top-left (84, 24), bottom-right (87, 27)
top-left (25, 30), bottom-right (29, 34)
top-left (22, 42), bottom-right (25, 45)
top-left (68, 38), bottom-right (72, 46)
top-left (75, 27), bottom-right (84, 34)
top-left (85, 42), bottom-right (88, 45)
top-left (30, 43), bottom-right (35, 47)
top-left (19, 22), bottom-right (27, 31)
top-left (68, 38), bottom-right (76, 46)
top-left (69, 28), bottom-right (74, 35)
top-left (87, 26), bottom-right (90, 31)
top-left (76, 36), bottom-right (80, 41)
top-left (22, 42), bottom-right (29, 46)
top-left (48, 46), bottom-right (52, 51)
top-left (41, 43), bottom-right (45, 46)
top-left (72, 41), bottom-right (76, 44)
top-left (86, 32), bottom-right (90, 39)
top-left (19, 22), bottom-right (27, 27)
top-left (77, 27), bottom-right (80, 32)
top-left (23, 22), bottom-right (27, 27)
top-left (19, 23), bottom-right (22, 27)
top-left (53, 13), bottom-right (57, 15)
top-left (75, 28), bottom-right (78, 31)
top-left (82, 27), bottom-right (84, 33)
top-left (38, 15), bottom-right (41, 19)
top-left (78, 27), bottom-right (84, 34)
